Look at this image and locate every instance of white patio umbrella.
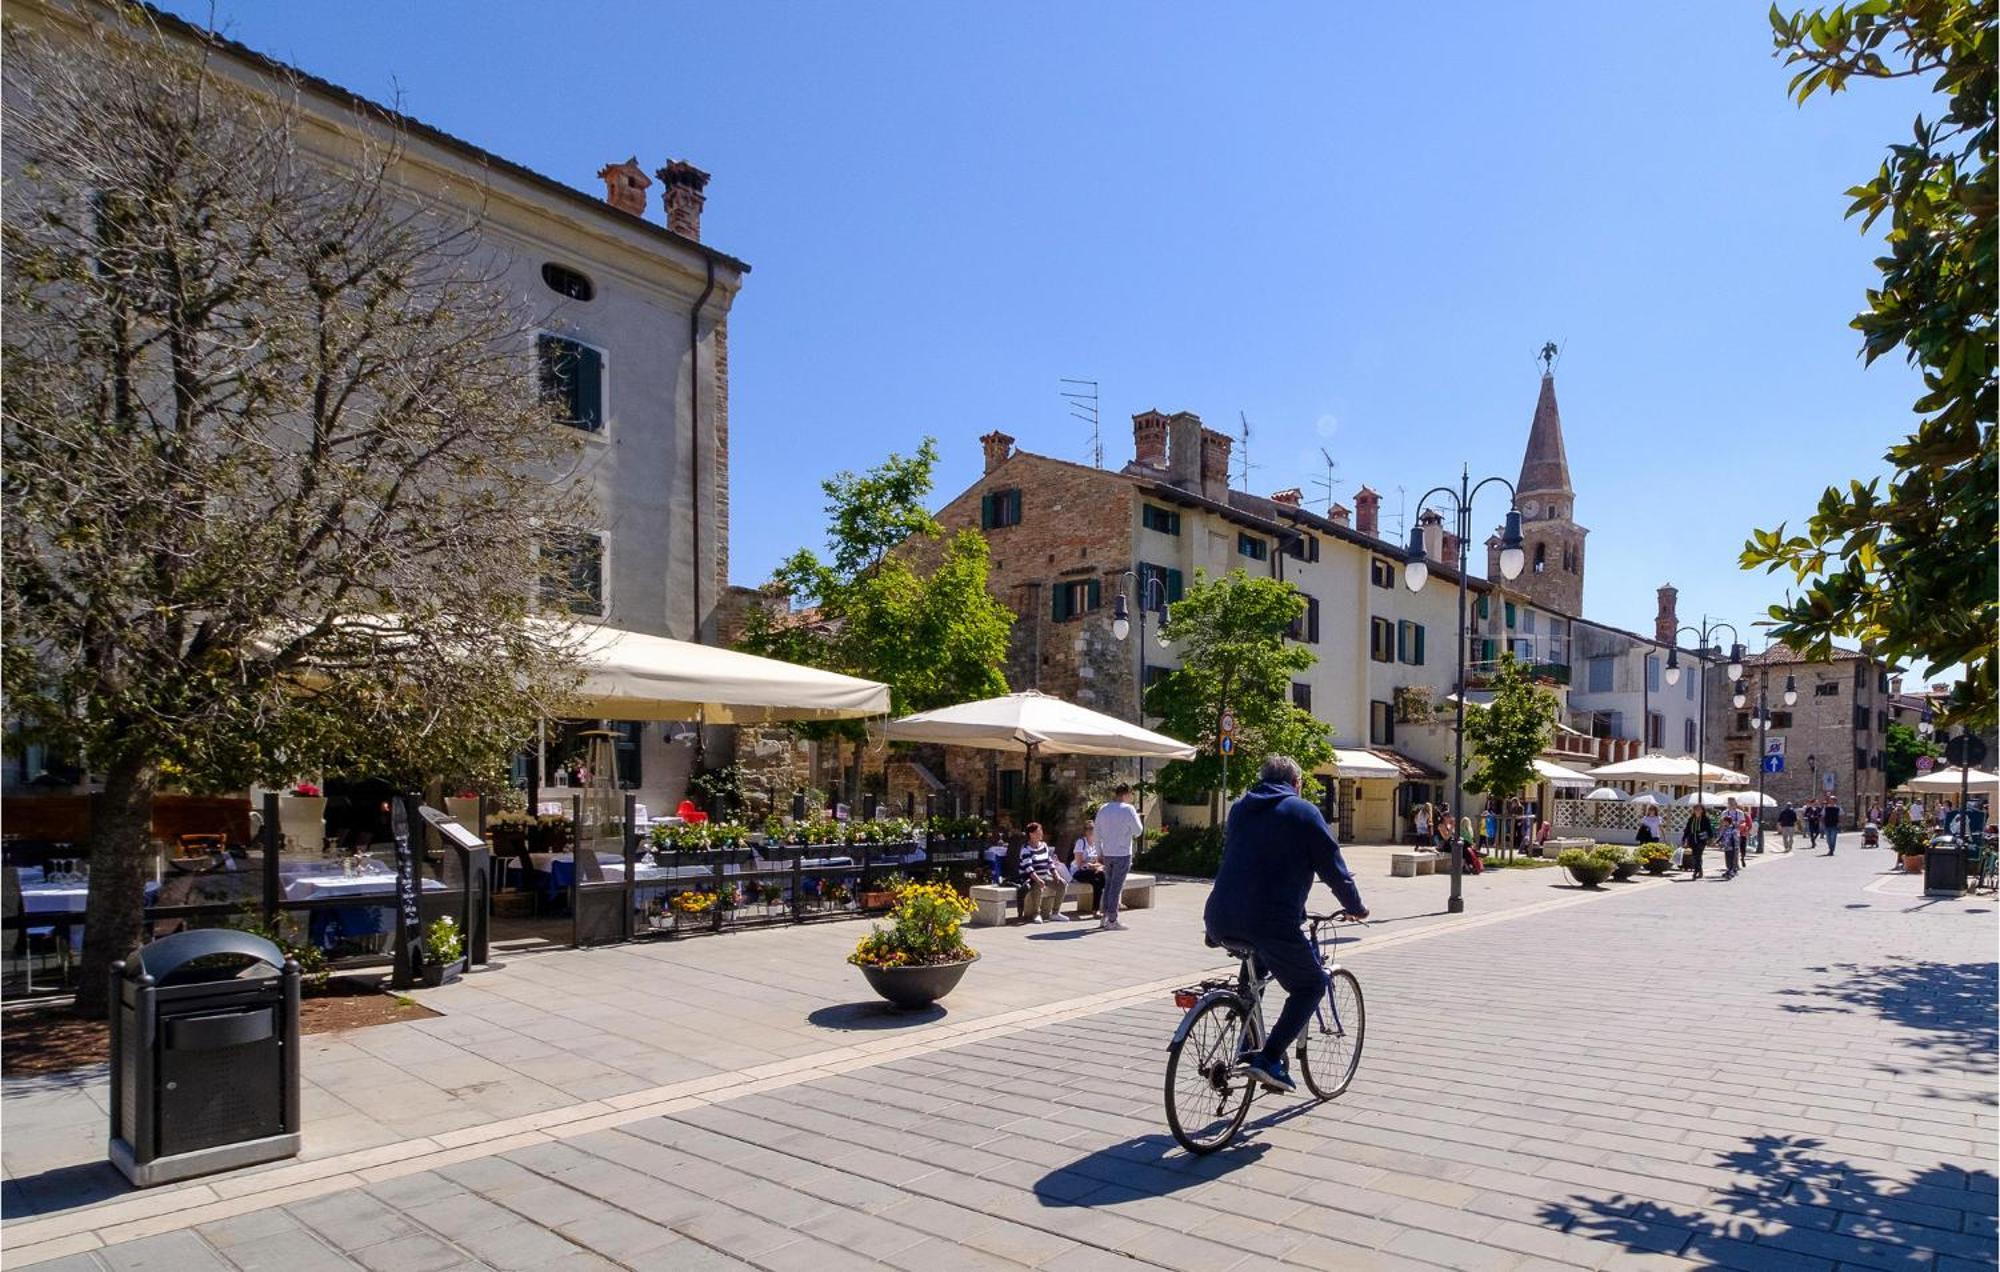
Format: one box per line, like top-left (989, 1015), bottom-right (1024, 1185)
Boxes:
top-left (1629, 792), bottom-right (1663, 806)
top-left (1583, 787), bottom-right (1629, 802)
top-left (885, 690), bottom-right (1196, 759)
top-left (1676, 790), bottom-right (1757, 807)
top-left (1906, 766), bottom-right (2000, 798)
top-left (1586, 754), bottom-right (1752, 787)
top-left (552, 621), bottom-right (890, 723)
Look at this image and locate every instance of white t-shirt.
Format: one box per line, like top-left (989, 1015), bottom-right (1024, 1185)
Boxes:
top-left (1094, 801), bottom-right (1144, 858)
top-left (1072, 837), bottom-right (1101, 867)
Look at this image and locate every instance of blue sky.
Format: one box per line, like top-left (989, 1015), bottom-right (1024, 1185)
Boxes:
top-left (160, 1), bottom-right (1931, 647)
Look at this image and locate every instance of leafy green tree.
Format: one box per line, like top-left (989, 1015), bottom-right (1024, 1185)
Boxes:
top-left (1884, 719), bottom-right (1945, 788)
top-left (1145, 569), bottom-right (1331, 815)
top-left (1744, 1), bottom-right (1996, 727)
top-left (740, 440), bottom-right (1014, 800)
top-left (1, 17), bottom-right (586, 1014)
top-left (1462, 653), bottom-right (1560, 811)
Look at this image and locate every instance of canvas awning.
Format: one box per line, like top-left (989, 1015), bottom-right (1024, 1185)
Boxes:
top-left (1586, 754), bottom-right (1751, 786)
top-left (884, 690), bottom-right (1196, 759)
top-left (1534, 758), bottom-right (1596, 787)
top-left (556, 622), bottom-right (890, 723)
top-left (1329, 748), bottom-right (1401, 780)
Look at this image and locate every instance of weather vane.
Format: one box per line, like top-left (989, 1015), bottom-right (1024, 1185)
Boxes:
top-left (1538, 341), bottom-right (1560, 374)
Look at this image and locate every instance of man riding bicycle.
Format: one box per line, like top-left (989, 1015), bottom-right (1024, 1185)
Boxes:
top-left (1203, 755), bottom-right (1367, 1095)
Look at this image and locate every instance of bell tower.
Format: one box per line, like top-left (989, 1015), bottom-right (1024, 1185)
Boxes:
top-left (1497, 347), bottom-right (1587, 614)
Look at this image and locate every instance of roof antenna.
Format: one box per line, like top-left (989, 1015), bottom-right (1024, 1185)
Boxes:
top-left (1394, 486), bottom-right (1407, 544)
top-left (1311, 447), bottom-right (1339, 511)
top-left (1060, 378), bottom-right (1101, 468)
top-left (1236, 411), bottom-right (1259, 489)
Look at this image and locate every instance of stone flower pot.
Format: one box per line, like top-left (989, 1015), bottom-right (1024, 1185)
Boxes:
top-left (420, 958), bottom-right (465, 988)
top-left (859, 954), bottom-right (977, 1010)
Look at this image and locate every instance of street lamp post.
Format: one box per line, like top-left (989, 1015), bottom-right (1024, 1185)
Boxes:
top-left (1400, 465), bottom-right (1526, 916)
top-left (1662, 618), bottom-right (1743, 821)
top-left (1112, 569), bottom-right (1173, 797)
top-left (1742, 668), bottom-right (1800, 850)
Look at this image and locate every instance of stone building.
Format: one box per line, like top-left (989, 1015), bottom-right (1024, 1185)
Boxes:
top-left (3, 2), bottom-right (750, 820)
top-left (1708, 644), bottom-right (1893, 813)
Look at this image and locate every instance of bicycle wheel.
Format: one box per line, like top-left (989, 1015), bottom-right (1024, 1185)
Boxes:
top-left (1165, 996), bottom-right (1256, 1154)
top-left (1298, 968), bottom-right (1365, 1101)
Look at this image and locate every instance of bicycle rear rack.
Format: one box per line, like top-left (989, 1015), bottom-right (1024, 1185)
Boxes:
top-left (1172, 977), bottom-right (1235, 1010)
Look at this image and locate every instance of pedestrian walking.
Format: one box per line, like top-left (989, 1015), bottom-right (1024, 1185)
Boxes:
top-left (1720, 798), bottom-right (1744, 878)
top-left (1777, 801), bottom-right (1798, 852)
top-left (1805, 800), bottom-right (1823, 848)
top-left (1414, 802), bottom-right (1433, 848)
top-left (1091, 783), bottom-right (1144, 930)
top-left (1823, 797), bottom-right (1843, 854)
top-left (1683, 809), bottom-right (1713, 879)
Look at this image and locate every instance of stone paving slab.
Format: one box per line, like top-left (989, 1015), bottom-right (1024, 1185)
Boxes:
top-left (7, 846), bottom-right (1992, 1270)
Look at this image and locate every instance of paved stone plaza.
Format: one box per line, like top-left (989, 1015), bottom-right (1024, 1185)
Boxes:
top-left (4, 846), bottom-right (1994, 1270)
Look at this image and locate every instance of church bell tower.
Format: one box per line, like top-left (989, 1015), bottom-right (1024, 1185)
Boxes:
top-left (1491, 348), bottom-right (1586, 614)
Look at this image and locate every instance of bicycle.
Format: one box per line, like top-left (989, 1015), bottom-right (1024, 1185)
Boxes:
top-left (1163, 912), bottom-right (1365, 1155)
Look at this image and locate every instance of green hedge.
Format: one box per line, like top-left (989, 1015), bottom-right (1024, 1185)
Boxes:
top-left (1138, 825), bottom-right (1224, 878)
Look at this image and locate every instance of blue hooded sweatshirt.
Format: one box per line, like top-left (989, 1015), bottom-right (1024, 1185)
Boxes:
top-left (1203, 780), bottom-right (1365, 939)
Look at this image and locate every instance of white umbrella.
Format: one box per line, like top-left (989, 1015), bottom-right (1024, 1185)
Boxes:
top-left (1535, 758), bottom-right (1596, 787)
top-left (554, 622), bottom-right (890, 723)
top-left (885, 690), bottom-right (1196, 759)
top-left (1584, 787), bottom-right (1628, 802)
top-left (1629, 792), bottom-right (1663, 806)
top-left (1586, 754), bottom-right (1752, 786)
top-left (1676, 790), bottom-right (1754, 807)
top-left (1905, 766), bottom-right (2000, 797)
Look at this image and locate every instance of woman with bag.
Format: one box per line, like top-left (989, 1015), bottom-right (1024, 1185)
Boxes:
top-left (1684, 807), bottom-right (1715, 879)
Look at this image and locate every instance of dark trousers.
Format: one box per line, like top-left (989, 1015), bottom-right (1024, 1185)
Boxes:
top-left (1688, 845), bottom-right (1705, 878)
top-left (1217, 929), bottom-right (1327, 1062)
top-left (1071, 866), bottom-right (1106, 913)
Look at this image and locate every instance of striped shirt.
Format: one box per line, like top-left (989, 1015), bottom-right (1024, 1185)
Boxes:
top-left (1018, 842), bottom-right (1056, 880)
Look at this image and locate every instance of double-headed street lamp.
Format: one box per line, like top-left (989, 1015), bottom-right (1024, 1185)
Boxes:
top-left (1112, 570), bottom-right (1174, 794)
top-left (1401, 465), bottom-right (1526, 915)
top-left (1662, 618), bottom-right (1743, 818)
top-left (1734, 656), bottom-right (1798, 850)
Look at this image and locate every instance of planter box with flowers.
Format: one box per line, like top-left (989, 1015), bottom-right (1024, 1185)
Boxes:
top-left (420, 917), bottom-right (466, 987)
top-left (1634, 842), bottom-right (1675, 876)
top-left (1557, 846), bottom-right (1615, 888)
top-left (669, 890), bottom-right (718, 932)
top-left (849, 881), bottom-right (978, 1009)
top-left (1885, 820), bottom-right (1928, 873)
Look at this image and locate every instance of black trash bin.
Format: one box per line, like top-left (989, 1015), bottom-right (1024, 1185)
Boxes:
top-left (109, 929), bottom-right (301, 1186)
top-left (1924, 837), bottom-right (1970, 897)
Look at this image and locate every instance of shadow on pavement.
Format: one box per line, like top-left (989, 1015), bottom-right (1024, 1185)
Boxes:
top-left (1540, 1133), bottom-right (1998, 1267)
top-left (1774, 958), bottom-right (1997, 1077)
top-left (1, 1161), bottom-right (129, 1220)
top-left (1025, 930), bottom-right (1089, 941)
top-left (804, 1002), bottom-right (946, 1031)
top-left (1032, 1132), bottom-right (1269, 1205)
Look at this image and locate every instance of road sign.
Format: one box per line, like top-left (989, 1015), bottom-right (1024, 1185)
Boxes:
top-left (1946, 733), bottom-right (1988, 767)
top-left (1220, 711), bottom-right (1237, 736)
top-left (1762, 754), bottom-right (1784, 774)
top-left (1765, 738), bottom-right (1785, 757)
top-left (1219, 736), bottom-right (1235, 755)
top-left (1821, 770), bottom-right (1837, 793)
top-left (1917, 755), bottom-right (1935, 774)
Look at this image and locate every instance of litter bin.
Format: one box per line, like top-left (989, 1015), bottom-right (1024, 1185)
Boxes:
top-left (109, 928), bottom-right (301, 1186)
top-left (1924, 838), bottom-right (1970, 897)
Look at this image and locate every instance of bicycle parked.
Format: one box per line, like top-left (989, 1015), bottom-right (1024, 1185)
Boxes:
top-left (1164, 911), bottom-right (1365, 1154)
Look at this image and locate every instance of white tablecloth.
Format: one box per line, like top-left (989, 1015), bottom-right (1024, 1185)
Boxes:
top-left (284, 874), bottom-right (445, 901)
top-left (528, 851), bottom-right (624, 873)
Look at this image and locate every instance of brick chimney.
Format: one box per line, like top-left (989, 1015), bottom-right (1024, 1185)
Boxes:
top-left (1442, 530), bottom-right (1462, 561)
top-left (1419, 508), bottom-right (1444, 563)
top-left (1199, 429), bottom-right (1232, 501)
top-left (1328, 503), bottom-right (1351, 527)
top-left (1654, 583), bottom-right (1679, 646)
top-left (1354, 487), bottom-right (1381, 537)
top-left (1166, 412), bottom-right (1203, 490)
top-left (1270, 487), bottom-right (1303, 506)
top-left (980, 430), bottom-right (1015, 474)
top-left (1132, 410), bottom-right (1169, 470)
top-left (597, 157), bottom-right (652, 217)
top-left (656, 160), bottom-right (710, 239)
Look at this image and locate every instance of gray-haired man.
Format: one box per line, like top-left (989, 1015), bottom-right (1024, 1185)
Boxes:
top-left (1092, 783), bottom-right (1144, 930)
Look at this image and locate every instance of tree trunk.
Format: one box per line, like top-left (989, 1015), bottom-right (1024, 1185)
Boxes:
top-left (75, 756), bottom-right (160, 1018)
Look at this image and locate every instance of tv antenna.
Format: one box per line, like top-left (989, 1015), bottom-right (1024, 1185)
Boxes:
top-left (1236, 411), bottom-right (1259, 489)
top-left (1311, 447), bottom-right (1339, 511)
top-left (1060, 378), bottom-right (1101, 468)
top-left (1393, 485), bottom-right (1407, 544)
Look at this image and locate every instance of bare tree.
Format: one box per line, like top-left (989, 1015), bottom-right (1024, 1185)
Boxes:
top-left (3, 7), bottom-right (592, 1013)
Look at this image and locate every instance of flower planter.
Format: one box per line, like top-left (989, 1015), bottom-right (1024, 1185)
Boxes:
top-left (1565, 864), bottom-right (1612, 888)
top-left (1641, 860), bottom-right (1669, 876)
top-left (420, 958), bottom-right (465, 988)
top-left (858, 954), bottom-right (977, 1010)
top-left (1611, 859), bottom-right (1641, 882)
top-left (1901, 852), bottom-right (1926, 873)
top-left (859, 890), bottom-right (898, 910)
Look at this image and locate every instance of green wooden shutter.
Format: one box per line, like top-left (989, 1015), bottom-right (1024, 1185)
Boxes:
top-left (1414, 625), bottom-right (1426, 665)
top-left (1504, 601), bottom-right (1517, 628)
top-left (573, 344), bottom-right (603, 430)
top-left (1051, 585), bottom-right (1069, 621)
top-left (980, 494), bottom-right (995, 530)
top-left (1477, 594), bottom-right (1489, 620)
top-left (1167, 569), bottom-right (1184, 602)
top-left (1007, 490), bottom-right (1022, 525)
top-left (1086, 578), bottom-right (1101, 612)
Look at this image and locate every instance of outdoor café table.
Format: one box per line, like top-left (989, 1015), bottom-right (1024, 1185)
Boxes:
top-left (285, 872), bottom-right (444, 949)
top-left (21, 879), bottom-right (158, 948)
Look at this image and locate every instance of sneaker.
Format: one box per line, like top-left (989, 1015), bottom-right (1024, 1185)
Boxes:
top-left (1244, 1054), bottom-right (1296, 1094)
top-left (1030, 916), bottom-right (1044, 924)
top-left (1107, 919), bottom-right (1128, 931)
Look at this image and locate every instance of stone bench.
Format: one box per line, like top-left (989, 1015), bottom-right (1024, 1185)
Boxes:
top-left (969, 874), bottom-right (1157, 927)
top-left (1390, 849), bottom-right (1441, 877)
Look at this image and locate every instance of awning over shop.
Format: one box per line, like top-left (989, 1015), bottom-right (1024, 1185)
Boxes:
top-left (1331, 748), bottom-right (1443, 782)
top-left (556, 622), bottom-right (891, 723)
top-left (1533, 758), bottom-right (1596, 787)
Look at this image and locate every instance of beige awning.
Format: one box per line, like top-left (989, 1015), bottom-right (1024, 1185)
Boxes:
top-left (1330, 748), bottom-right (1402, 780)
top-left (1906, 766), bottom-right (2000, 796)
top-left (557, 622), bottom-right (890, 723)
top-left (1534, 758), bottom-right (1596, 787)
top-left (1586, 754), bottom-right (1751, 786)
top-left (884, 690), bottom-right (1196, 759)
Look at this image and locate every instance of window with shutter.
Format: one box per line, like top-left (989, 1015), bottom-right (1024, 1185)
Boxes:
top-left (1307, 597), bottom-right (1320, 644)
top-left (1051, 585), bottom-right (1070, 622)
top-left (983, 489), bottom-right (1022, 529)
top-left (1396, 621), bottom-right (1410, 663)
top-left (980, 494), bottom-right (996, 530)
top-left (1292, 682), bottom-right (1313, 711)
top-left (1504, 602), bottom-right (1517, 628)
top-left (1412, 624), bottom-right (1425, 666)
top-left (539, 531), bottom-right (606, 616)
top-left (1167, 569), bottom-right (1184, 602)
top-left (537, 334), bottom-right (605, 432)
top-left (1142, 504), bottom-right (1181, 535)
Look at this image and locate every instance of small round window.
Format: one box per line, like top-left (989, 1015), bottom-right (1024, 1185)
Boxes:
top-left (541, 262), bottom-right (594, 302)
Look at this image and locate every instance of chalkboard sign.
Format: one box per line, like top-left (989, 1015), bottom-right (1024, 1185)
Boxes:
top-left (390, 795), bottom-right (423, 987)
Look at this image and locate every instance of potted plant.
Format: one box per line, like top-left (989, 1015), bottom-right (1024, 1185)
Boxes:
top-left (1885, 820), bottom-right (1928, 873)
top-left (1558, 847), bottom-right (1613, 888)
top-left (1634, 842), bottom-right (1674, 875)
top-left (1597, 845), bottom-right (1640, 881)
top-left (420, 916), bottom-right (466, 987)
top-left (849, 881), bottom-right (979, 1009)
top-left (278, 782), bottom-right (328, 854)
top-left (860, 871), bottom-right (909, 910)
top-left (670, 890), bottom-right (717, 929)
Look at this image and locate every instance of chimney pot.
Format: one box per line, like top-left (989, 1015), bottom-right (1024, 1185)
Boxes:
top-left (1270, 487), bottom-right (1303, 506)
top-left (597, 157), bottom-right (652, 217)
top-left (1199, 429), bottom-right (1233, 501)
top-left (1131, 410), bottom-right (1169, 470)
top-left (1329, 503), bottom-right (1351, 527)
top-left (1654, 583), bottom-right (1679, 647)
top-left (656, 159), bottom-right (711, 240)
top-left (979, 430), bottom-right (1015, 474)
top-left (1419, 508), bottom-right (1443, 562)
top-left (1353, 486), bottom-right (1382, 537)
top-left (1166, 412), bottom-right (1204, 490)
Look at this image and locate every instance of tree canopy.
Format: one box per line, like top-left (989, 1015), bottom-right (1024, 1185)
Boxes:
top-left (2, 11), bottom-right (588, 1010)
top-left (1743, 0), bottom-right (1996, 727)
top-left (1884, 719), bottom-right (1946, 788)
top-left (739, 439), bottom-right (1014, 741)
top-left (1145, 569), bottom-right (1332, 811)
top-left (1461, 653), bottom-right (1560, 805)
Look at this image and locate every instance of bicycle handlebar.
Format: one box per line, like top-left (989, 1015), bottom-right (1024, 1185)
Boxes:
top-left (1306, 911), bottom-right (1366, 923)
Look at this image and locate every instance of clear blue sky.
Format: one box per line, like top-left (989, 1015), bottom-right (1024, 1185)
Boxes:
top-left (160, 1), bottom-right (1931, 648)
